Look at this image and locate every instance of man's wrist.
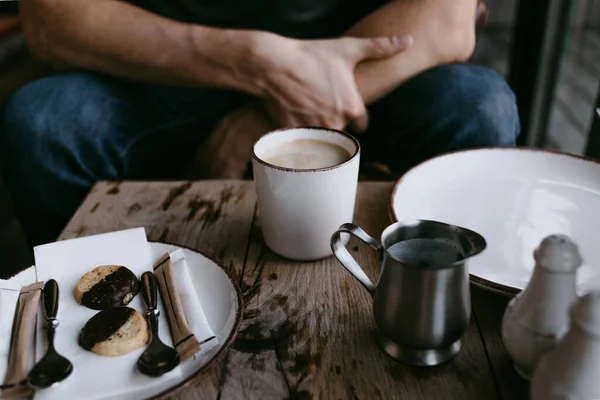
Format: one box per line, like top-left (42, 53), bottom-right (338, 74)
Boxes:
top-left (234, 30), bottom-right (295, 99)
top-left (189, 26), bottom-right (287, 97)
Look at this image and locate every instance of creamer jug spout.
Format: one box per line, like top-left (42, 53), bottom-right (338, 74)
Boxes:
top-left (454, 225), bottom-right (487, 260)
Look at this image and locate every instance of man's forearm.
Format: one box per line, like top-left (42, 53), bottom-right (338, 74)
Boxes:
top-left (20, 0), bottom-right (267, 95)
top-left (347, 0), bottom-right (478, 104)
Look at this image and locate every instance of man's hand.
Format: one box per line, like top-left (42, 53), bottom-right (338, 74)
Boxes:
top-left (188, 32), bottom-right (414, 180)
top-left (253, 33), bottom-right (412, 132)
top-left (185, 101), bottom-right (275, 179)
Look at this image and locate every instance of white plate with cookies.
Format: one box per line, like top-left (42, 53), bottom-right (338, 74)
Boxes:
top-left (2, 229), bottom-right (243, 400)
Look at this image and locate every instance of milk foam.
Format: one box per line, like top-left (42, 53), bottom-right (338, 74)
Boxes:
top-left (261, 139), bottom-right (352, 169)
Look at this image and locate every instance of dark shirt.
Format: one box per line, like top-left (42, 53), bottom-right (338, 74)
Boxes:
top-left (133, 0), bottom-right (388, 38)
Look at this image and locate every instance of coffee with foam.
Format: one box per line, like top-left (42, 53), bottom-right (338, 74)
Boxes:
top-left (261, 139), bottom-right (352, 170)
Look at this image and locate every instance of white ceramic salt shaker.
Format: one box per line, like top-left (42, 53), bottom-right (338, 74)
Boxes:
top-left (501, 234), bottom-right (582, 380)
top-left (531, 291), bottom-right (600, 400)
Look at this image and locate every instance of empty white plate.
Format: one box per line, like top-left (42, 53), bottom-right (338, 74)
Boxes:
top-left (390, 148), bottom-right (600, 296)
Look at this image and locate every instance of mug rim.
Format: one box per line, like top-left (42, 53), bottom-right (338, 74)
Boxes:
top-left (251, 126), bottom-right (361, 173)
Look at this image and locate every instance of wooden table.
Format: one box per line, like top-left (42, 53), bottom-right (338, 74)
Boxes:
top-left (60, 181), bottom-right (530, 399)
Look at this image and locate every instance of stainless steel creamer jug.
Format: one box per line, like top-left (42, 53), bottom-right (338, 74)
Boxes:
top-left (331, 219), bottom-right (486, 366)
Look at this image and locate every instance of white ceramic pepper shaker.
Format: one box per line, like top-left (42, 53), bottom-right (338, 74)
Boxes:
top-left (501, 234), bottom-right (582, 380)
top-left (531, 291), bottom-right (600, 400)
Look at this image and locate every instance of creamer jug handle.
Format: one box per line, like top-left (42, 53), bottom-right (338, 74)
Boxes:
top-left (330, 223), bottom-right (382, 295)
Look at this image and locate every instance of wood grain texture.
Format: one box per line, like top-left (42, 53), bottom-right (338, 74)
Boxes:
top-left (471, 287), bottom-right (529, 400)
top-left (220, 182), bottom-right (497, 400)
top-left (60, 181), bottom-right (516, 399)
top-left (217, 215), bottom-right (290, 400)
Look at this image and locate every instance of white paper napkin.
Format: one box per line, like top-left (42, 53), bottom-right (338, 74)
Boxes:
top-left (0, 280), bottom-right (21, 388)
top-left (168, 249), bottom-right (216, 354)
top-left (32, 228), bottom-right (184, 400)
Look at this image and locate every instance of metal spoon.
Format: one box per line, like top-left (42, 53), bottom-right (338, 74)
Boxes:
top-left (27, 279), bottom-right (73, 389)
top-left (137, 272), bottom-right (180, 377)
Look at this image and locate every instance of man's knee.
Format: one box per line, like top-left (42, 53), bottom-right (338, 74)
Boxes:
top-left (0, 72), bottom-right (127, 245)
top-left (427, 64), bottom-right (520, 147)
top-left (0, 72), bottom-right (123, 181)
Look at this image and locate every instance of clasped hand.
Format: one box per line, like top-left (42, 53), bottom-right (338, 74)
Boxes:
top-left (189, 32), bottom-right (412, 179)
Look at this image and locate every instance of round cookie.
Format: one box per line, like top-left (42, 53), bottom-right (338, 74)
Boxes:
top-left (75, 265), bottom-right (140, 310)
top-left (79, 307), bottom-right (149, 356)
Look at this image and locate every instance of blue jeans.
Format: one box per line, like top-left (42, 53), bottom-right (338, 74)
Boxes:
top-left (0, 64), bottom-right (520, 246)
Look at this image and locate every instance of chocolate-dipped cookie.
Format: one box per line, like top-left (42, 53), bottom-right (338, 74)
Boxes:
top-left (79, 307), bottom-right (149, 356)
top-left (75, 265), bottom-right (140, 310)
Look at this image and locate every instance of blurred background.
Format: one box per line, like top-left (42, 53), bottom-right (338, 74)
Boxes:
top-left (0, 0), bottom-right (599, 155)
top-left (470, 0), bottom-right (600, 155)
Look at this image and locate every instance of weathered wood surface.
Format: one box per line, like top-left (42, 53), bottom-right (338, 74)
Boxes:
top-left (471, 287), bottom-right (530, 400)
top-left (61, 180), bottom-right (529, 399)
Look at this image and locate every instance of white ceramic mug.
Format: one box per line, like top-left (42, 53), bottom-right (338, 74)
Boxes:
top-left (251, 127), bottom-right (360, 260)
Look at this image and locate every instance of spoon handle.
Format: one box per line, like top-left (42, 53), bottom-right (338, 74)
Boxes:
top-left (141, 272), bottom-right (160, 339)
top-left (141, 272), bottom-right (158, 311)
top-left (43, 279), bottom-right (60, 348)
top-left (43, 279), bottom-right (59, 321)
